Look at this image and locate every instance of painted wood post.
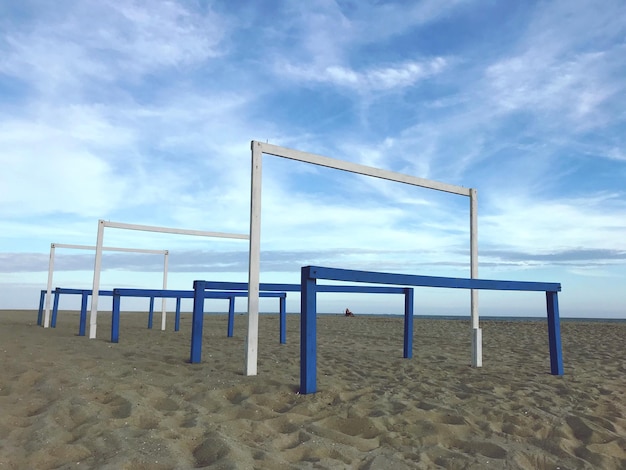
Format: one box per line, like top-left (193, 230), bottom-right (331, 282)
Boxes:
top-left (246, 141), bottom-right (263, 376)
top-left (111, 292), bottom-right (121, 343)
top-left (51, 288), bottom-right (60, 328)
top-left (148, 296), bottom-right (155, 329)
top-left (37, 290), bottom-right (45, 326)
top-left (470, 188), bottom-right (482, 368)
top-left (227, 296), bottom-right (235, 337)
top-left (403, 288), bottom-right (414, 359)
top-left (175, 297), bottom-right (181, 332)
top-left (161, 251), bottom-right (169, 331)
top-left (546, 291), bottom-right (564, 375)
top-left (89, 220), bottom-right (105, 339)
top-left (279, 295), bottom-right (286, 344)
top-left (44, 244), bottom-right (56, 328)
top-left (300, 267), bottom-right (317, 394)
top-left (190, 280), bottom-right (206, 363)
top-left (79, 292), bottom-right (88, 336)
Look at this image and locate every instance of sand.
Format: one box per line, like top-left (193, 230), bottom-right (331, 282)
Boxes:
top-left (0, 310), bottom-right (625, 469)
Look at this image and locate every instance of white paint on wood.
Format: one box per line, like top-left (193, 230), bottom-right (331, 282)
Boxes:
top-left (89, 220), bottom-right (248, 339)
top-left (257, 141), bottom-right (471, 196)
top-left (89, 220), bottom-right (106, 339)
top-left (43, 244), bottom-right (56, 328)
top-left (161, 251), bottom-right (169, 331)
top-left (470, 188), bottom-right (481, 367)
top-left (246, 141), bottom-right (263, 376)
top-left (246, 140), bottom-right (480, 375)
top-left (43, 243), bottom-right (168, 330)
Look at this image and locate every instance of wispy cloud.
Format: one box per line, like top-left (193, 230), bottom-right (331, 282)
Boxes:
top-left (280, 58), bottom-right (448, 92)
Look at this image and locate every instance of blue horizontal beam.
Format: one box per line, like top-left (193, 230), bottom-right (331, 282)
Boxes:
top-left (202, 280), bottom-right (407, 294)
top-left (303, 266), bottom-right (561, 292)
top-left (113, 288), bottom-right (194, 298)
top-left (55, 288), bottom-right (114, 296)
top-left (112, 288), bottom-right (287, 299)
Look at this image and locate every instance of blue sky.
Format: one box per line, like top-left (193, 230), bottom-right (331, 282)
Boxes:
top-left (1, 0), bottom-right (625, 317)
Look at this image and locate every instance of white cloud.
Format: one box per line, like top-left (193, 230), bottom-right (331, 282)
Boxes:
top-left (281, 58), bottom-right (448, 92)
top-left (482, 192), bottom-right (626, 254)
top-left (0, 0), bottom-right (229, 95)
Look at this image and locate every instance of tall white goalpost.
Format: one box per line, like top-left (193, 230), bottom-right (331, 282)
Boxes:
top-left (246, 140), bottom-right (480, 376)
top-left (89, 220), bottom-right (249, 339)
top-left (43, 243), bottom-right (168, 329)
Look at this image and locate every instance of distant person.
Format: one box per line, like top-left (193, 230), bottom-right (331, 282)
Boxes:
top-left (345, 308), bottom-right (354, 317)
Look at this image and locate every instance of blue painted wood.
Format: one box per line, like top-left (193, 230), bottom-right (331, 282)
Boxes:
top-left (227, 297), bottom-right (235, 337)
top-left (403, 288), bottom-right (414, 359)
top-left (203, 280), bottom-right (406, 294)
top-left (301, 270), bottom-right (317, 394)
top-left (111, 293), bottom-right (121, 343)
top-left (299, 265), bottom-right (564, 394)
top-left (51, 289), bottom-right (60, 328)
top-left (47, 288), bottom-right (113, 333)
top-left (79, 292), bottom-right (88, 336)
top-left (190, 280), bottom-right (205, 363)
top-left (280, 296), bottom-right (287, 344)
top-left (546, 292), bottom-right (564, 375)
top-left (37, 290), bottom-right (45, 326)
top-left (305, 266), bottom-right (561, 292)
top-left (148, 297), bottom-right (155, 329)
top-left (175, 297), bottom-right (181, 332)
top-left (113, 288), bottom-right (194, 298)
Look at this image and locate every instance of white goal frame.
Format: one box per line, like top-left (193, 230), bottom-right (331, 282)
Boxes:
top-left (43, 243), bottom-right (168, 329)
top-left (89, 220), bottom-right (249, 339)
top-left (246, 141), bottom-right (479, 376)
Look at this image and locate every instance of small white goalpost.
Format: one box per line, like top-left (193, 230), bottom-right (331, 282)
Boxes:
top-left (89, 220), bottom-right (249, 339)
top-left (246, 141), bottom-right (480, 376)
top-left (43, 243), bottom-right (168, 329)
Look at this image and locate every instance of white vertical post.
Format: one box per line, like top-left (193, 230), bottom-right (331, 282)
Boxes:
top-left (89, 220), bottom-right (105, 339)
top-left (43, 244), bottom-right (56, 328)
top-left (160, 251), bottom-right (169, 331)
top-left (470, 188), bottom-right (482, 367)
top-left (246, 141), bottom-right (263, 376)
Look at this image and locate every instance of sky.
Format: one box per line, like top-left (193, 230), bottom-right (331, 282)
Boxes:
top-left (1, 0), bottom-right (625, 318)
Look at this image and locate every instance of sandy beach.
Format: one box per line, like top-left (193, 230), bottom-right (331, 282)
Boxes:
top-left (0, 310), bottom-right (624, 469)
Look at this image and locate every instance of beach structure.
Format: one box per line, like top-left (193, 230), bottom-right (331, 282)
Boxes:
top-left (110, 288), bottom-right (287, 344)
top-left (44, 288), bottom-right (113, 336)
top-left (89, 220), bottom-right (248, 339)
top-left (190, 280), bottom-right (414, 364)
top-left (246, 141), bottom-right (479, 376)
top-left (42, 243), bottom-right (168, 329)
top-left (299, 265), bottom-right (563, 394)
top-left (44, 286), bottom-right (287, 342)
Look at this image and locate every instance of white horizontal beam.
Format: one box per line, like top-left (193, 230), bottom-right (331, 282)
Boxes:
top-left (254, 141), bottom-right (471, 197)
top-left (52, 243), bottom-right (167, 255)
top-left (102, 221), bottom-right (249, 240)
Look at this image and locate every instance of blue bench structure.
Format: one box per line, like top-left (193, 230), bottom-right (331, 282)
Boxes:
top-left (111, 288), bottom-right (287, 344)
top-left (39, 288), bottom-right (114, 336)
top-left (299, 265), bottom-right (563, 394)
top-left (190, 280), bottom-right (414, 364)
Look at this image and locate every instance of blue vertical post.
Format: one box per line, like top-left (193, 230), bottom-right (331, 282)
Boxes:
top-left (78, 291), bottom-right (89, 336)
top-left (546, 291), bottom-right (564, 375)
top-left (37, 290), bottom-right (46, 326)
top-left (147, 296), bottom-right (155, 329)
top-left (403, 288), bottom-right (414, 359)
top-left (190, 281), bottom-right (205, 363)
top-left (111, 292), bottom-right (121, 343)
top-left (175, 297), bottom-right (181, 332)
top-left (227, 296), bottom-right (235, 337)
top-left (300, 267), bottom-right (317, 394)
top-left (51, 289), bottom-right (60, 328)
top-left (279, 295), bottom-right (286, 344)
